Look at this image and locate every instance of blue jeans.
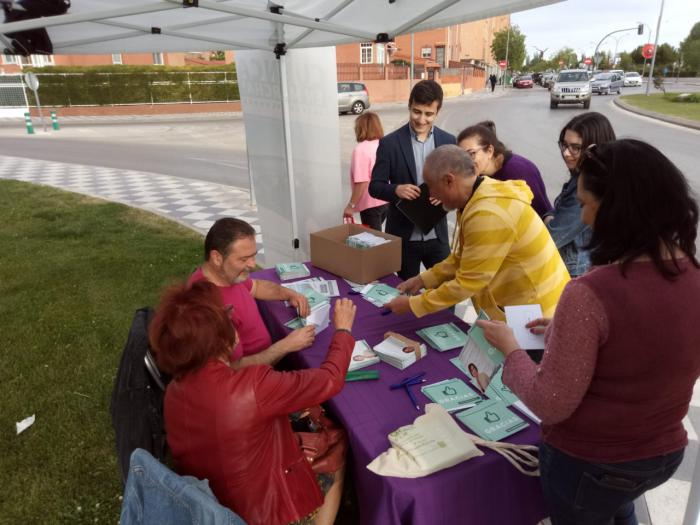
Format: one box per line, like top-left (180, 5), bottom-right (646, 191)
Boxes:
top-left (539, 442), bottom-right (684, 525)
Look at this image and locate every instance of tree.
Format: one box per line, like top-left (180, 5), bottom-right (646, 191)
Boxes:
top-left (680, 22), bottom-right (700, 74)
top-left (491, 25), bottom-right (526, 71)
top-left (210, 50), bottom-right (226, 61)
top-left (550, 47), bottom-right (579, 69)
top-left (629, 45), bottom-right (645, 65)
top-left (618, 52), bottom-right (636, 72)
top-left (655, 43), bottom-right (678, 64)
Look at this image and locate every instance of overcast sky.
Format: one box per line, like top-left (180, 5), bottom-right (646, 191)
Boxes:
top-left (511, 0), bottom-right (699, 60)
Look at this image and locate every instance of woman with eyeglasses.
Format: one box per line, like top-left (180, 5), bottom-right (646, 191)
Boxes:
top-left (477, 139), bottom-right (700, 525)
top-left (457, 120), bottom-right (553, 218)
top-left (545, 112), bottom-right (616, 277)
top-left (149, 280), bottom-right (357, 525)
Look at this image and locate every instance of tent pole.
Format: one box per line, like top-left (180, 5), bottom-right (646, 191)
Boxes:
top-left (276, 30), bottom-right (300, 256)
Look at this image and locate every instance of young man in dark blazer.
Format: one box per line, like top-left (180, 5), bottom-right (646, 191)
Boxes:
top-left (369, 80), bottom-right (456, 279)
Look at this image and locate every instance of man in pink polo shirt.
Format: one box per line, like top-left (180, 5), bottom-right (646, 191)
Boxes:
top-left (189, 218), bottom-right (315, 367)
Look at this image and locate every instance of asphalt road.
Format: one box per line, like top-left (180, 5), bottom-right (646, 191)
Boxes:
top-left (0, 83), bottom-right (698, 216)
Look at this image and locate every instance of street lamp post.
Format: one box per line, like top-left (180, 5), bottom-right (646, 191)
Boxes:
top-left (593, 26), bottom-right (639, 71)
top-left (611, 33), bottom-right (629, 66)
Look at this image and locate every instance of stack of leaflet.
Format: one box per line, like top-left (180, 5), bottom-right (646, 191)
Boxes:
top-left (421, 378), bottom-right (482, 412)
top-left (348, 339), bottom-right (380, 371)
top-left (304, 301), bottom-right (331, 334)
top-left (346, 231), bottom-right (390, 249)
top-left (282, 277), bottom-right (340, 297)
top-left (373, 333), bottom-right (426, 370)
top-left (284, 288), bottom-right (331, 334)
top-left (275, 262), bottom-right (311, 281)
top-left (359, 282), bottom-right (400, 307)
top-left (416, 323), bottom-right (468, 352)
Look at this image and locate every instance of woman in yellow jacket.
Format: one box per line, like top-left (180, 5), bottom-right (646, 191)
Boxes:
top-left (386, 145), bottom-right (570, 321)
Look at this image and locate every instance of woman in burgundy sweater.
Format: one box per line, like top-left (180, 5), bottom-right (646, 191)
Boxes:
top-left (478, 139), bottom-right (700, 525)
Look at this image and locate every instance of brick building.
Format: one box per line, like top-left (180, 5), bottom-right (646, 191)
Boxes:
top-left (335, 16), bottom-right (509, 71)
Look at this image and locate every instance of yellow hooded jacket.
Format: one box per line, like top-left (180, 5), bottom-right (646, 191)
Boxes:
top-left (409, 177), bottom-right (570, 320)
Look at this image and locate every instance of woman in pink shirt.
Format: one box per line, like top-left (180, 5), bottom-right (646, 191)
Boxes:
top-left (478, 139), bottom-right (700, 525)
top-left (343, 111), bottom-right (388, 231)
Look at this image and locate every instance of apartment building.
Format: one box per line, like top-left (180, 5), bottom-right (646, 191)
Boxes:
top-left (336, 16), bottom-right (509, 70)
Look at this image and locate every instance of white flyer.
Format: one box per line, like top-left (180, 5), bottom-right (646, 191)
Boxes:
top-left (504, 305), bottom-right (545, 350)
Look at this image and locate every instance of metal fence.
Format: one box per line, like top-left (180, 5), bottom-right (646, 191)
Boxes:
top-left (337, 63), bottom-right (412, 81)
top-left (0, 75), bottom-right (29, 117)
top-left (24, 70), bottom-right (239, 107)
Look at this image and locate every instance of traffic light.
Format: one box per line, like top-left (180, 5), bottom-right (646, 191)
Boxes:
top-left (638, 24), bottom-right (644, 35)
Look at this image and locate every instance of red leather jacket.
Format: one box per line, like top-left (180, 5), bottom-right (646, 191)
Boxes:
top-left (164, 330), bottom-right (354, 525)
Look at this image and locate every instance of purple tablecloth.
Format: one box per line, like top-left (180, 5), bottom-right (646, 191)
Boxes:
top-left (254, 265), bottom-right (547, 525)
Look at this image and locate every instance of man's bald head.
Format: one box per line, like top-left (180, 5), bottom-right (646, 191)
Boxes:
top-left (423, 144), bottom-right (476, 183)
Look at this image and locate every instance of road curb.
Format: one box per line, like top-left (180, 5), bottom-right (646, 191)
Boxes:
top-left (613, 98), bottom-right (700, 131)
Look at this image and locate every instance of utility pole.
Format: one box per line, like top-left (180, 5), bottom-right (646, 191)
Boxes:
top-left (646, 0), bottom-right (665, 96)
top-left (410, 33), bottom-right (414, 89)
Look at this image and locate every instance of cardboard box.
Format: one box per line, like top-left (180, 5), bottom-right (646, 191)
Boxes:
top-left (310, 224), bottom-right (401, 284)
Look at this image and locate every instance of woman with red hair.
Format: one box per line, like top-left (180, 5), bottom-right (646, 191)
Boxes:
top-left (149, 280), bottom-right (357, 525)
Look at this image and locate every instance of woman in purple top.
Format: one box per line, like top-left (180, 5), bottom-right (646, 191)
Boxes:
top-left (457, 121), bottom-right (553, 218)
top-left (476, 140), bottom-right (700, 525)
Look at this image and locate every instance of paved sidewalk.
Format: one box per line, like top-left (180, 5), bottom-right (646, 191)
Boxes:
top-left (0, 154), bottom-right (264, 257)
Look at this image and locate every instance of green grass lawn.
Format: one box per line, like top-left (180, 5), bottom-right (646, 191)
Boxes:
top-left (0, 180), bottom-right (203, 524)
top-left (620, 93), bottom-right (700, 122)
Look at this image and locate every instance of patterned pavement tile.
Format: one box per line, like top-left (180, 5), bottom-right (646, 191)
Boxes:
top-left (0, 154), bottom-right (265, 261)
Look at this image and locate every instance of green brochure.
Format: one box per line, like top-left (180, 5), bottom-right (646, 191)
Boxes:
top-left (485, 368), bottom-right (519, 406)
top-left (455, 399), bottom-right (529, 441)
top-left (364, 283), bottom-right (400, 306)
top-left (303, 288), bottom-right (330, 309)
top-left (284, 317), bottom-right (305, 329)
top-left (457, 311), bottom-right (504, 394)
top-left (275, 262), bottom-right (310, 281)
top-left (416, 323), bottom-right (468, 352)
top-left (450, 357), bottom-right (519, 406)
top-left (421, 378), bottom-right (482, 412)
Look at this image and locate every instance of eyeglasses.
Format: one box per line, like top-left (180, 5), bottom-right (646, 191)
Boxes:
top-left (558, 141), bottom-right (584, 156)
top-left (465, 146), bottom-right (486, 159)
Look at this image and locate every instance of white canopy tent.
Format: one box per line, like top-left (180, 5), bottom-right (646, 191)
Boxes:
top-left (6, 4), bottom-right (700, 524)
top-left (1, 0), bottom-right (561, 264)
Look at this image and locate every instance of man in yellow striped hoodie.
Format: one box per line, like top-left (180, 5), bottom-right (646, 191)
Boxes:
top-left (386, 145), bottom-right (570, 321)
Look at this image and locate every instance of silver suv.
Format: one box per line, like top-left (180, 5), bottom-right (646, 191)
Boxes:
top-left (550, 69), bottom-right (591, 109)
top-left (337, 82), bottom-right (370, 115)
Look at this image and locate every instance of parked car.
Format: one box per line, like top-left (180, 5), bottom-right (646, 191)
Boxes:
top-left (550, 69), bottom-right (591, 109)
top-left (591, 72), bottom-right (623, 95)
top-left (624, 71), bottom-right (643, 87)
top-left (337, 82), bottom-right (370, 115)
top-left (514, 75), bottom-right (534, 88)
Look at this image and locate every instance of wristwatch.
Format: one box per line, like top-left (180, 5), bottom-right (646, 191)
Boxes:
top-left (349, 202), bottom-right (356, 209)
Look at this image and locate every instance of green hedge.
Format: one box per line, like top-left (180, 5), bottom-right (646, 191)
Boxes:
top-left (24, 65), bottom-right (239, 106)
